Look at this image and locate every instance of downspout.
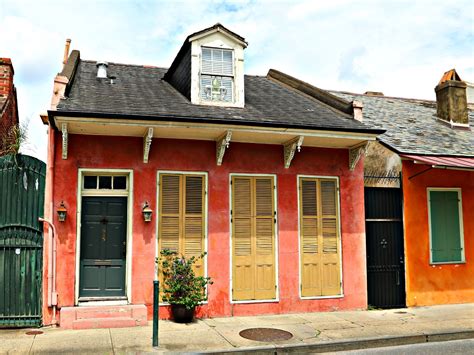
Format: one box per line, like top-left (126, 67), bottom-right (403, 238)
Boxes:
top-left (42, 125), bottom-right (57, 325)
top-left (39, 217), bottom-right (57, 325)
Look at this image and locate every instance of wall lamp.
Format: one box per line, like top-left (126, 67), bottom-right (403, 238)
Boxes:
top-left (57, 201), bottom-right (67, 222)
top-left (142, 201), bottom-right (153, 222)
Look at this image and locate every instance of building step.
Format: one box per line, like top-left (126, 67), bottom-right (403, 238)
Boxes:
top-left (60, 304), bottom-right (147, 329)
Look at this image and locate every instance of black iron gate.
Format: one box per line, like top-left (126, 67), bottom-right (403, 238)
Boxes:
top-left (365, 186), bottom-right (406, 308)
top-left (0, 154), bottom-right (45, 327)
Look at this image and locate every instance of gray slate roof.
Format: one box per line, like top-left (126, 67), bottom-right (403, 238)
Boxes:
top-left (56, 60), bottom-right (379, 133)
top-left (331, 91), bottom-right (474, 157)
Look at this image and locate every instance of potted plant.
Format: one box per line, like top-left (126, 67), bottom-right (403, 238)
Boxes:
top-left (157, 249), bottom-right (213, 323)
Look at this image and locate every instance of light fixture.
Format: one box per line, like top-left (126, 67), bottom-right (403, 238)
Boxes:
top-left (57, 201), bottom-right (67, 222)
top-left (142, 201), bottom-right (153, 222)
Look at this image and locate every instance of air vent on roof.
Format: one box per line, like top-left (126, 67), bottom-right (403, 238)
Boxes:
top-left (96, 61), bottom-right (108, 78)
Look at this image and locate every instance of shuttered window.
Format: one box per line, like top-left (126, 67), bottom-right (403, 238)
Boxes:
top-left (299, 177), bottom-right (341, 297)
top-left (200, 47), bottom-right (234, 102)
top-left (428, 189), bottom-right (464, 264)
top-left (232, 176), bottom-right (276, 301)
top-left (159, 173), bottom-right (206, 278)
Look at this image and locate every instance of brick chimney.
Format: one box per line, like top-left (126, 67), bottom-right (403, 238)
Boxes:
top-left (434, 69), bottom-right (469, 126)
top-left (0, 58), bottom-right (14, 98)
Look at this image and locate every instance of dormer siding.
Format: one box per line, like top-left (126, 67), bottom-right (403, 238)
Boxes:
top-left (164, 45), bottom-right (191, 100)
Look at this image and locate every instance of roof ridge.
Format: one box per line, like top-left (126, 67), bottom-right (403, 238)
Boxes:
top-left (330, 89), bottom-right (437, 104)
top-left (81, 59), bottom-right (168, 70)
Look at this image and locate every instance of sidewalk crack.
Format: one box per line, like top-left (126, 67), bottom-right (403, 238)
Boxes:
top-left (109, 328), bottom-right (115, 355)
top-left (28, 334), bottom-right (35, 354)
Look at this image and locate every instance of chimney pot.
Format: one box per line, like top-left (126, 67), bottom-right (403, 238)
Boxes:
top-left (96, 61), bottom-right (108, 78)
top-left (63, 39), bottom-right (71, 65)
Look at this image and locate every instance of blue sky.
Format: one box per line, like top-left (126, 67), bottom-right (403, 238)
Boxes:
top-left (1, 0), bottom-right (473, 161)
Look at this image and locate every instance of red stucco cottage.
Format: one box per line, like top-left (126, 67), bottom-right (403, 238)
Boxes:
top-left (41, 24), bottom-right (383, 329)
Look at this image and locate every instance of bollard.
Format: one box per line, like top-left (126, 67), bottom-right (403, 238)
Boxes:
top-left (152, 280), bottom-right (159, 347)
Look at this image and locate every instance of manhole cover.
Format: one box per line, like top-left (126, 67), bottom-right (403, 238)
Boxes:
top-left (239, 328), bottom-right (293, 342)
top-left (25, 330), bottom-right (43, 335)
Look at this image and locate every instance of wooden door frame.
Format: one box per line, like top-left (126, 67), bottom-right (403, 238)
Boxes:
top-left (75, 168), bottom-right (134, 305)
top-left (229, 173), bottom-right (279, 304)
top-left (297, 175), bottom-right (344, 300)
top-left (155, 170), bottom-right (209, 305)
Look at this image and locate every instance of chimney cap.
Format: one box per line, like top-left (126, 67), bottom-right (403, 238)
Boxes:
top-left (438, 69), bottom-right (462, 85)
top-left (96, 61), bottom-right (109, 68)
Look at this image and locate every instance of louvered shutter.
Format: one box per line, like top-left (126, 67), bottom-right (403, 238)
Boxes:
top-left (232, 176), bottom-right (276, 301)
top-left (299, 178), bottom-right (341, 297)
top-left (320, 180), bottom-right (341, 296)
top-left (159, 173), bottom-right (206, 290)
top-left (300, 179), bottom-right (322, 297)
top-left (232, 177), bottom-right (254, 300)
top-left (254, 178), bottom-right (276, 299)
top-left (160, 174), bottom-right (181, 253)
top-left (184, 175), bottom-right (205, 276)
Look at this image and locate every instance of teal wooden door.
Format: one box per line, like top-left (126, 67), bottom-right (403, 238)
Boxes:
top-left (79, 197), bottom-right (127, 298)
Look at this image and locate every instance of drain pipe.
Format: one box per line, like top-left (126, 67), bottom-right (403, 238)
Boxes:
top-left (39, 217), bottom-right (58, 325)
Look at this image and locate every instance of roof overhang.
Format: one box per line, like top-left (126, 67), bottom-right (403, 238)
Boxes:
top-left (49, 112), bottom-right (380, 150)
top-left (401, 154), bottom-right (474, 171)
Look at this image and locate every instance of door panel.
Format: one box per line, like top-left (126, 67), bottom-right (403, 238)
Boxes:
top-left (80, 197), bottom-right (127, 298)
top-left (300, 178), bottom-right (341, 297)
top-left (232, 176), bottom-right (276, 301)
top-left (365, 187), bottom-right (405, 308)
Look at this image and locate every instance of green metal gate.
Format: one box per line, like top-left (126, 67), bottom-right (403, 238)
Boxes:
top-left (0, 154), bottom-right (45, 327)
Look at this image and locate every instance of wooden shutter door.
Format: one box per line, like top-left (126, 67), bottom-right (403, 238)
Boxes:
top-left (232, 177), bottom-right (254, 300)
top-left (300, 179), bottom-right (322, 297)
top-left (254, 177), bottom-right (276, 300)
top-left (320, 179), bottom-right (341, 296)
top-left (184, 175), bottom-right (205, 276)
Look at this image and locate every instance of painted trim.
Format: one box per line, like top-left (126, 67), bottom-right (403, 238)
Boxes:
top-left (296, 174), bottom-right (344, 300)
top-left (155, 170), bottom-right (209, 287)
top-left (229, 173), bottom-right (280, 304)
top-left (53, 115), bottom-right (381, 140)
top-left (75, 168), bottom-right (134, 305)
top-left (427, 187), bottom-right (466, 265)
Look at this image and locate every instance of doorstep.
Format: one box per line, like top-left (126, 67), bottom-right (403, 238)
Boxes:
top-left (59, 304), bottom-right (147, 330)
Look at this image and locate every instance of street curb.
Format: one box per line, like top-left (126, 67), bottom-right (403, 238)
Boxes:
top-left (202, 330), bottom-right (474, 354)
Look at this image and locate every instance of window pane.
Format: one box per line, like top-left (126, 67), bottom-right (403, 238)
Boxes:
top-left (200, 75), bottom-right (233, 102)
top-left (430, 190), bottom-right (462, 262)
top-left (99, 176), bottom-right (112, 189)
top-left (113, 176), bottom-right (127, 190)
top-left (202, 48), bottom-right (212, 61)
top-left (84, 176), bottom-right (97, 189)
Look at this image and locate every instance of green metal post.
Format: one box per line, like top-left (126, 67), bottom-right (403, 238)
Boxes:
top-left (152, 280), bottom-right (159, 347)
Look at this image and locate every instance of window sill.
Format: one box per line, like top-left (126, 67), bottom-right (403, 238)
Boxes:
top-left (429, 261), bottom-right (466, 265)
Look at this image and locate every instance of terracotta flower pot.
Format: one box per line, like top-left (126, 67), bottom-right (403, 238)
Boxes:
top-left (171, 304), bottom-right (195, 323)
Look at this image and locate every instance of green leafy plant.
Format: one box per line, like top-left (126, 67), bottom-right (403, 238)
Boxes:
top-left (156, 249), bottom-right (213, 310)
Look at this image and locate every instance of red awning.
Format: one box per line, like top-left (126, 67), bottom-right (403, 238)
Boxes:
top-left (401, 154), bottom-right (474, 170)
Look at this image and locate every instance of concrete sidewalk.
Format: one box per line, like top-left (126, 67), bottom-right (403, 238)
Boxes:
top-left (1, 304), bottom-right (473, 354)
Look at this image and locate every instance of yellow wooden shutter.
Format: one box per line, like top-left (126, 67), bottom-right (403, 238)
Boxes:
top-left (160, 174), bottom-right (181, 253)
top-left (300, 177), bottom-right (341, 297)
top-left (300, 179), bottom-right (322, 297)
top-left (184, 175), bottom-right (204, 277)
top-left (232, 176), bottom-right (276, 301)
top-left (254, 178), bottom-right (276, 300)
top-left (320, 179), bottom-right (341, 296)
top-left (232, 176), bottom-right (254, 300)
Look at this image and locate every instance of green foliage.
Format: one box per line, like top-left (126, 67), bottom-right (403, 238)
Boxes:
top-left (156, 249), bottom-right (213, 310)
top-left (0, 121), bottom-right (28, 157)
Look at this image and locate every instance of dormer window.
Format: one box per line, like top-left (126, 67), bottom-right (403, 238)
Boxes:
top-left (200, 47), bottom-right (233, 102)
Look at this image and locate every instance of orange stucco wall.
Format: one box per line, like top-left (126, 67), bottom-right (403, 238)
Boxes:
top-left (42, 133), bottom-right (368, 325)
top-left (402, 160), bottom-right (474, 306)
